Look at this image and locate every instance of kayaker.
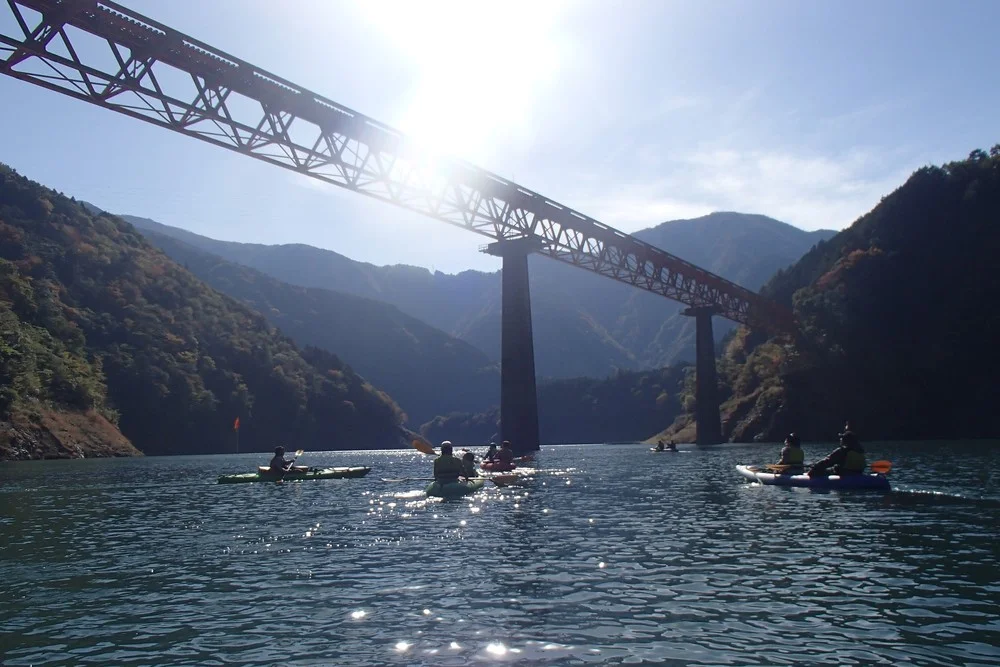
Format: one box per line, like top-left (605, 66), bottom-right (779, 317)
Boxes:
top-left (484, 442), bottom-right (498, 461)
top-left (808, 430), bottom-right (865, 477)
top-left (269, 446), bottom-right (295, 472)
top-left (776, 433), bottom-right (804, 471)
top-left (460, 451), bottom-right (477, 479)
top-left (667, 440), bottom-right (678, 452)
top-left (496, 440), bottom-right (515, 465)
top-left (655, 440), bottom-right (665, 452)
top-left (433, 441), bottom-right (465, 485)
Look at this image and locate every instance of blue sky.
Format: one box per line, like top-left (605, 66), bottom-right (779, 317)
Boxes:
top-left (1, 0), bottom-right (997, 273)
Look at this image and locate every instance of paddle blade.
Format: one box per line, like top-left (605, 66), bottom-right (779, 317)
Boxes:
top-left (518, 454), bottom-right (535, 463)
top-left (870, 460), bottom-right (892, 474)
top-left (489, 474), bottom-right (519, 487)
top-left (294, 449), bottom-right (304, 457)
top-left (411, 439), bottom-right (437, 456)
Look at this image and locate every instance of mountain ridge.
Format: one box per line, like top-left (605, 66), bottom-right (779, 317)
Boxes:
top-left (119, 211), bottom-right (835, 379)
top-left (1, 165), bottom-right (408, 459)
top-left (663, 147), bottom-right (1000, 443)
top-left (138, 228), bottom-right (500, 425)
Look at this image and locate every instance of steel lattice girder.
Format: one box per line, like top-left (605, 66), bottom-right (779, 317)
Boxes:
top-left (0, 0), bottom-right (795, 332)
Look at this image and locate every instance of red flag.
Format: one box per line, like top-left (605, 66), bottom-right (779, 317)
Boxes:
top-left (233, 417), bottom-right (240, 432)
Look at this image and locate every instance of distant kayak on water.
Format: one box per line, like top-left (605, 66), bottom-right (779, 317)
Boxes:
top-left (218, 466), bottom-right (371, 484)
top-left (736, 465), bottom-right (890, 491)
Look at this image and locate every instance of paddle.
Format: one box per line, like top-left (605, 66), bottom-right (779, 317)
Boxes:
top-left (380, 476), bottom-right (513, 487)
top-left (411, 439), bottom-right (437, 456)
top-left (762, 463), bottom-right (803, 473)
top-left (488, 474), bottom-right (519, 488)
top-left (870, 460), bottom-right (892, 474)
top-left (274, 449), bottom-right (307, 482)
top-left (762, 460), bottom-right (892, 474)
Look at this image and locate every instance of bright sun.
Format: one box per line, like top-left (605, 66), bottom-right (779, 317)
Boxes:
top-left (353, 0), bottom-right (571, 164)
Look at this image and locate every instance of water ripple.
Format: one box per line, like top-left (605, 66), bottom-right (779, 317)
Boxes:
top-left (1, 443), bottom-right (999, 665)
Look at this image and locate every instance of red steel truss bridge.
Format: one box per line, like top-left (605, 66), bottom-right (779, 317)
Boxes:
top-left (0, 0), bottom-right (795, 333)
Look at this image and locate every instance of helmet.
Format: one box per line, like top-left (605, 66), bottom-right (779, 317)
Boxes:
top-left (274, 446), bottom-right (285, 455)
top-left (785, 433), bottom-right (801, 447)
top-left (501, 440), bottom-right (512, 447)
top-left (440, 440), bottom-right (452, 447)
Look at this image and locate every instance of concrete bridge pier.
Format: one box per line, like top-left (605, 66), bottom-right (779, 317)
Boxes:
top-left (483, 237), bottom-right (543, 455)
top-left (683, 306), bottom-right (723, 445)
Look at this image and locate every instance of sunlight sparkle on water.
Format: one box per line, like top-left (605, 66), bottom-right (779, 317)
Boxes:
top-left (486, 642), bottom-right (507, 656)
top-left (394, 641), bottom-right (411, 653)
top-left (350, 610), bottom-right (366, 620)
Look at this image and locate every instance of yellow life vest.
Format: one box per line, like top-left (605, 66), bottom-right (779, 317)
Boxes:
top-left (782, 447), bottom-right (804, 465)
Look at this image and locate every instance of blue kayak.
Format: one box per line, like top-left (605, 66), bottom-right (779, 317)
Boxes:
top-left (425, 479), bottom-right (485, 499)
top-left (736, 465), bottom-right (890, 491)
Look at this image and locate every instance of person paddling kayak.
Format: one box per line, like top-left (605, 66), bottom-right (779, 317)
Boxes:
top-left (654, 440), bottom-right (678, 452)
top-left (776, 433), bottom-right (804, 472)
top-left (433, 441), bottom-right (465, 485)
top-left (484, 442), bottom-right (498, 461)
top-left (808, 428), bottom-right (865, 477)
top-left (269, 446), bottom-right (306, 474)
top-left (496, 440), bottom-right (515, 465)
top-left (460, 451), bottom-right (477, 479)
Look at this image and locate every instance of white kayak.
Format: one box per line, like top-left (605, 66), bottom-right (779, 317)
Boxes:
top-left (736, 465), bottom-right (890, 491)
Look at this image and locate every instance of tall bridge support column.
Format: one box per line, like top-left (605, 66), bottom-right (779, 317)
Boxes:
top-left (484, 238), bottom-right (544, 454)
top-left (683, 306), bottom-right (723, 445)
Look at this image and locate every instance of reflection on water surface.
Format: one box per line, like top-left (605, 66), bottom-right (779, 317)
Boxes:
top-left (1, 442), bottom-right (998, 665)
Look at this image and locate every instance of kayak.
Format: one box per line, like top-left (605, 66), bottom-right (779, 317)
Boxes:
top-left (736, 465), bottom-right (890, 491)
top-left (425, 478), bottom-right (485, 499)
top-left (481, 460), bottom-right (517, 472)
top-left (218, 466), bottom-right (371, 484)
top-left (649, 448), bottom-right (678, 453)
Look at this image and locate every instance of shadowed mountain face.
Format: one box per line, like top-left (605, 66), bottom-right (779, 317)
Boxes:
top-left (121, 213), bottom-right (834, 380)
top-left (669, 148), bottom-right (1000, 443)
top-left (138, 229), bottom-right (499, 426)
top-left (1, 167), bottom-right (407, 459)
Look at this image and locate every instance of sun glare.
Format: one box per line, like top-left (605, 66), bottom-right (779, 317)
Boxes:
top-left (353, 0), bottom-right (571, 164)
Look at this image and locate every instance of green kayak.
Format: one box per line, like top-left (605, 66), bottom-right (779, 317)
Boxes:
top-left (218, 466), bottom-right (371, 484)
top-left (425, 478), bottom-right (485, 499)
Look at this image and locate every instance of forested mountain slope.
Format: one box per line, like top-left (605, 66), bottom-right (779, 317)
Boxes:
top-left (664, 147), bottom-right (1000, 443)
top-left (0, 165), bottom-right (407, 458)
top-left (141, 229), bottom-right (499, 425)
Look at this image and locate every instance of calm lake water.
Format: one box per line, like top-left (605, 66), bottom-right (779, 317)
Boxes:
top-left (1, 441), bottom-right (998, 666)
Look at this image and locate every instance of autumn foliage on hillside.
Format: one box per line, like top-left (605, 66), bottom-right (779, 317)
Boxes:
top-left (675, 147), bottom-right (1000, 442)
top-left (0, 164), bottom-right (405, 456)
